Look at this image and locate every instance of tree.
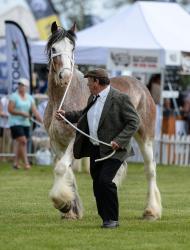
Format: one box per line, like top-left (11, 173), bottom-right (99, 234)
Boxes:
top-left (50, 0), bottom-right (92, 30)
top-left (50, 0), bottom-right (137, 30)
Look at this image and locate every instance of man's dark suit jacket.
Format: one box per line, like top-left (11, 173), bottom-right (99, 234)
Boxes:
top-left (65, 87), bottom-right (140, 162)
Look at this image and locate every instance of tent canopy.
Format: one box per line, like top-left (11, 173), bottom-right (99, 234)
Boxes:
top-left (76, 1), bottom-right (190, 51)
top-left (30, 1), bottom-right (190, 71)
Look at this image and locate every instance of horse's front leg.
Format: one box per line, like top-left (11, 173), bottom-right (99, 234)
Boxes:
top-left (49, 138), bottom-right (83, 219)
top-left (135, 136), bottom-right (162, 220)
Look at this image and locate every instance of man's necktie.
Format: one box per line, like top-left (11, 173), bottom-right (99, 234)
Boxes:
top-left (82, 95), bottom-right (99, 115)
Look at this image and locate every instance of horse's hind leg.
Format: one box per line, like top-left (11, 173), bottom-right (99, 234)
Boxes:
top-left (135, 134), bottom-right (162, 220)
top-left (49, 138), bottom-right (83, 219)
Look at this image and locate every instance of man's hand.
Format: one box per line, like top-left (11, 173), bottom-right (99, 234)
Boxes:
top-left (111, 141), bottom-right (120, 150)
top-left (55, 110), bottom-right (65, 121)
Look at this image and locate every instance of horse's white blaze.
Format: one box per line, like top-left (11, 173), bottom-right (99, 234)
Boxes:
top-left (52, 39), bottom-right (73, 84)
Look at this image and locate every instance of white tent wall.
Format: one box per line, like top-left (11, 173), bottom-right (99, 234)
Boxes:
top-left (30, 40), bottom-right (47, 64)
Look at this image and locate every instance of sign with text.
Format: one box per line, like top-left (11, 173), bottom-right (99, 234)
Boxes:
top-left (107, 49), bottom-right (161, 73)
top-left (165, 50), bottom-right (181, 67)
top-left (5, 21), bottom-right (32, 94)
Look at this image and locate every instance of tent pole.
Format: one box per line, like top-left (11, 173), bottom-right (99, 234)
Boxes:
top-left (159, 67), bottom-right (165, 134)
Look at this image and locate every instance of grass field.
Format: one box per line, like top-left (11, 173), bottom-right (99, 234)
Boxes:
top-left (0, 162), bottom-right (190, 250)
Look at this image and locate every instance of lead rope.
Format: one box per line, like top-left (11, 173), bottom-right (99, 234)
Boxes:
top-left (53, 52), bottom-right (116, 162)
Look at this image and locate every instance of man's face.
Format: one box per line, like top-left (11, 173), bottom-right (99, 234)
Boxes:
top-left (87, 77), bottom-right (98, 95)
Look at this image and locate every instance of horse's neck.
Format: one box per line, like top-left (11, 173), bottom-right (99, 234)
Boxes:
top-left (47, 69), bottom-right (89, 111)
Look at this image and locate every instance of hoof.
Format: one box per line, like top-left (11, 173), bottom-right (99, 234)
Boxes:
top-left (143, 209), bottom-right (160, 221)
top-left (61, 211), bottom-right (78, 220)
top-left (143, 214), bottom-right (157, 221)
top-left (59, 202), bottom-right (71, 213)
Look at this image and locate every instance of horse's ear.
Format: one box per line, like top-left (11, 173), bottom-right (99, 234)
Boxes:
top-left (51, 21), bottom-right (58, 34)
top-left (70, 22), bottom-right (77, 33)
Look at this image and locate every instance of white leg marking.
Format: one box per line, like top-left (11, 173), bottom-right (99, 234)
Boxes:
top-left (135, 135), bottom-right (162, 219)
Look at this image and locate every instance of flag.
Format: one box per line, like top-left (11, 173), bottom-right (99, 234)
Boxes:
top-left (26, 0), bottom-right (61, 40)
top-left (5, 20), bottom-right (32, 94)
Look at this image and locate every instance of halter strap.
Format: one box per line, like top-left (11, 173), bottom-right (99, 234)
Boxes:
top-left (49, 50), bottom-right (74, 73)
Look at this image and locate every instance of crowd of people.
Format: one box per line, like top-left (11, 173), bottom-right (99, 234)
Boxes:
top-left (147, 74), bottom-right (190, 135)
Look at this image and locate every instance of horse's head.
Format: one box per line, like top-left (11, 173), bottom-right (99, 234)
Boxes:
top-left (46, 21), bottom-right (76, 86)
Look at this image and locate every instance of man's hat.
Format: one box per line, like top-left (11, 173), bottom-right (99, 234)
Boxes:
top-left (18, 78), bottom-right (29, 87)
top-left (84, 68), bottom-right (108, 78)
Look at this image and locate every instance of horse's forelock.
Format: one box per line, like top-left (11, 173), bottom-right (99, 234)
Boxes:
top-left (46, 28), bottom-right (76, 58)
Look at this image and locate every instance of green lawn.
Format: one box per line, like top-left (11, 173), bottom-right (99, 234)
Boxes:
top-left (0, 162), bottom-right (190, 250)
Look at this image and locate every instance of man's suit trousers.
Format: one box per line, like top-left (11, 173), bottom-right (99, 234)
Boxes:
top-left (89, 143), bottom-right (122, 221)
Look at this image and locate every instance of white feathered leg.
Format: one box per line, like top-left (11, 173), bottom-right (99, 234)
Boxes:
top-left (113, 161), bottom-right (128, 187)
top-left (135, 135), bottom-right (162, 220)
top-left (49, 138), bottom-right (83, 219)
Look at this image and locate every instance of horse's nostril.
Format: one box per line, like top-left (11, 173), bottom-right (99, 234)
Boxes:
top-left (59, 72), bottom-right (63, 79)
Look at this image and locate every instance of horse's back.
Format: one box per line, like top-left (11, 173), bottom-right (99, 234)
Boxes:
top-left (110, 76), bottom-right (156, 139)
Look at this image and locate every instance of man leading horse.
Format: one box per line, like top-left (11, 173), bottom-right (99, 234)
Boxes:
top-left (56, 68), bottom-right (140, 229)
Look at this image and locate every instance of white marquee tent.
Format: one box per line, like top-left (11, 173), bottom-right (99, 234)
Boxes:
top-left (74, 1), bottom-right (190, 72)
top-left (30, 1), bottom-right (190, 73)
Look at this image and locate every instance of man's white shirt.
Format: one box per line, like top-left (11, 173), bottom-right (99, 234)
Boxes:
top-left (87, 85), bottom-right (110, 145)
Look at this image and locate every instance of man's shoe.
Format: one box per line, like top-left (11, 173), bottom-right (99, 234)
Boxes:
top-left (101, 220), bottom-right (119, 229)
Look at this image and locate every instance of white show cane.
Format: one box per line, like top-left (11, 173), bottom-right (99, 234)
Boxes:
top-left (58, 113), bottom-right (116, 162)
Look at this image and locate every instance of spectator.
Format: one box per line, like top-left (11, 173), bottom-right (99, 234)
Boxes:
top-left (0, 95), bottom-right (11, 160)
top-left (8, 78), bottom-right (43, 169)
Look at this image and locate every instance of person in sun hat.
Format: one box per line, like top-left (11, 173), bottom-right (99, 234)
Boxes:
top-left (8, 78), bottom-right (43, 170)
top-left (56, 68), bottom-right (140, 229)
